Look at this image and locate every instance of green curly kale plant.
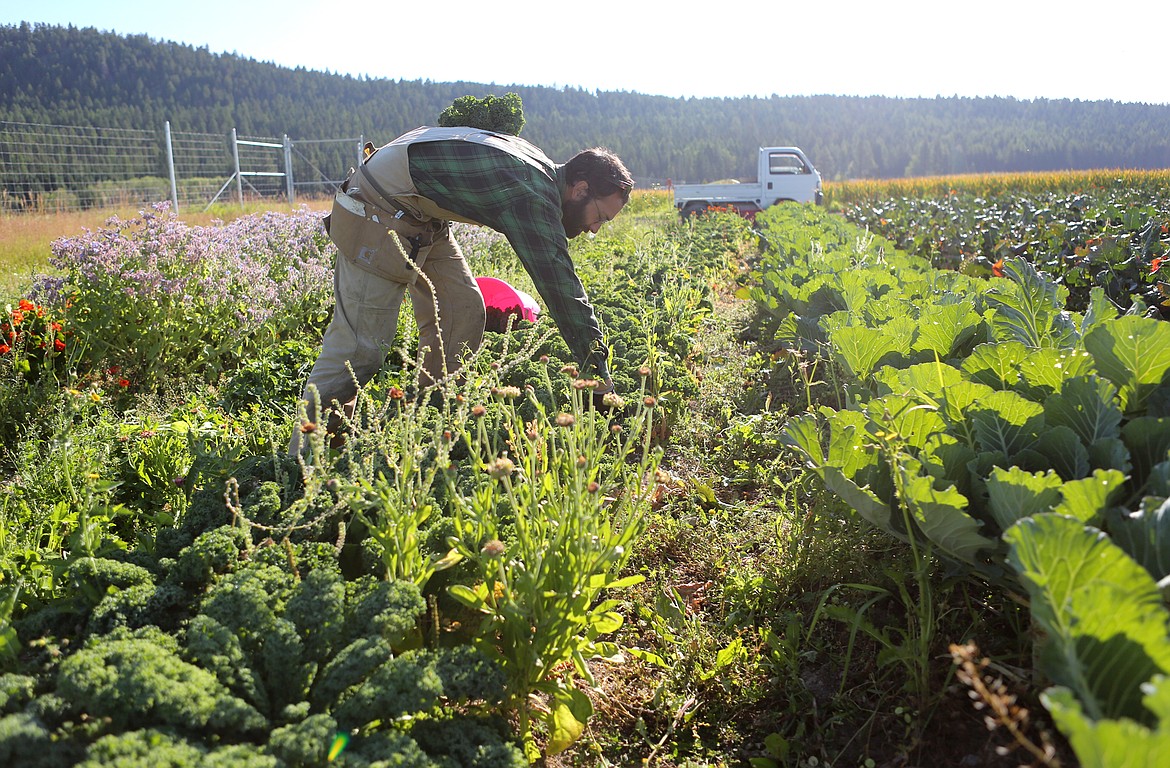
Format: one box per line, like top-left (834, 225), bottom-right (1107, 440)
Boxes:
top-left (438, 93), bottom-right (525, 136)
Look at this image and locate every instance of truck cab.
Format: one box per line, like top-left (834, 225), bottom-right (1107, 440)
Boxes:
top-left (672, 146), bottom-right (823, 218)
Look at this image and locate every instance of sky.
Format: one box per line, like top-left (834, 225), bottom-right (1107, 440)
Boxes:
top-left (5, 1), bottom-right (1169, 105)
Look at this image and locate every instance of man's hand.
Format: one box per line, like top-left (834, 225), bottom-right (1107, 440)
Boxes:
top-left (590, 378), bottom-right (626, 414)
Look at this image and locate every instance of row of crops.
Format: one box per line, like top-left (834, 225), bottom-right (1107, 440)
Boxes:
top-left (3, 171), bottom-right (1169, 764)
top-left (0, 200), bottom-right (747, 765)
top-left (739, 173), bottom-right (1170, 763)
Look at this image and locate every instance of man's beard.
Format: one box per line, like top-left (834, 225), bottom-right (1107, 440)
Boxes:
top-left (562, 196), bottom-right (590, 239)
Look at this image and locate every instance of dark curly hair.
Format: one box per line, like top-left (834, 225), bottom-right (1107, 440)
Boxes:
top-left (563, 148), bottom-right (634, 202)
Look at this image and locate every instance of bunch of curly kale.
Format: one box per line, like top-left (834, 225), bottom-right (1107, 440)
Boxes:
top-left (0, 457), bottom-right (524, 768)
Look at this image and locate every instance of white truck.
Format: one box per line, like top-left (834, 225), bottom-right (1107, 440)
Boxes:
top-left (671, 146), bottom-right (823, 218)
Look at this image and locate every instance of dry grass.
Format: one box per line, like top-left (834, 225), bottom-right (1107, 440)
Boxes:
top-left (0, 198), bottom-right (331, 300)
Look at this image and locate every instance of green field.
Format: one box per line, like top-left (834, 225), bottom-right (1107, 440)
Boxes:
top-left (2, 180), bottom-right (1168, 766)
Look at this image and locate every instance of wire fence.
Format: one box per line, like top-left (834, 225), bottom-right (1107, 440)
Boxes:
top-left (0, 119), bottom-right (364, 214)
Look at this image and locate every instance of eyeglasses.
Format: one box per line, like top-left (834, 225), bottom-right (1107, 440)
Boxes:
top-left (591, 198), bottom-right (611, 227)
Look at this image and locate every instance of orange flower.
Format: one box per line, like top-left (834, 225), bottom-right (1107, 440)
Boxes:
top-left (1152, 257), bottom-right (1164, 274)
top-left (0, 344), bottom-right (9, 355)
top-left (992, 259), bottom-right (1006, 278)
top-left (11, 310), bottom-right (23, 324)
top-left (118, 378), bottom-right (131, 387)
top-left (54, 339), bottom-right (66, 352)
top-left (17, 299), bottom-right (34, 312)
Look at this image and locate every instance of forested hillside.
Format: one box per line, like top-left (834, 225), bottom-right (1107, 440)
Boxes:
top-left (3, 21), bottom-right (1170, 183)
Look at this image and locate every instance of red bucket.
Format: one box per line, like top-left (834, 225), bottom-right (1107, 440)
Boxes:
top-left (477, 277), bottom-right (541, 332)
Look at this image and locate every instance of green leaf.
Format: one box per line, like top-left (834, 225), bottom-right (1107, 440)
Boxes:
top-left (864, 395), bottom-right (946, 452)
top-left (1084, 317), bottom-right (1170, 414)
top-left (1026, 425), bottom-right (1091, 481)
top-left (968, 389), bottom-right (1045, 459)
top-left (961, 341), bottom-right (1028, 391)
top-left (446, 584), bottom-right (487, 612)
top-left (1045, 375), bottom-right (1123, 445)
top-left (1122, 417), bottom-right (1170, 494)
top-left (1106, 497), bottom-right (1170, 588)
top-left (627, 648), bottom-right (669, 668)
top-left (589, 611), bottom-right (624, 636)
top-left (937, 379), bottom-right (996, 433)
top-left (873, 360), bottom-right (964, 401)
top-left (604, 574), bottom-right (646, 590)
top-left (986, 466), bottom-right (1063, 532)
top-left (1078, 286), bottom-right (1120, 339)
top-left (1005, 514), bottom-right (1170, 723)
top-left (715, 636), bottom-right (744, 670)
top-left (1053, 469), bottom-right (1127, 524)
top-left (829, 324), bottom-right (911, 381)
top-left (913, 300), bottom-right (980, 359)
top-left (822, 466), bottom-right (906, 538)
top-left (899, 463), bottom-right (996, 564)
top-left (984, 258), bottom-right (1072, 347)
top-left (1043, 686), bottom-right (1170, 767)
top-left (431, 549), bottom-right (463, 571)
top-left (1088, 436), bottom-right (1132, 475)
top-left (546, 685), bottom-right (593, 755)
top-left (782, 413), bottom-right (825, 467)
top-left (1017, 347), bottom-right (1096, 400)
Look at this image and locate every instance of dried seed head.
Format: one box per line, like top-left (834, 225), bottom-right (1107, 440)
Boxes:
top-left (388, 386), bottom-right (404, 400)
top-left (471, 404), bottom-right (487, 418)
top-left (480, 539), bottom-right (506, 557)
top-left (487, 457), bottom-right (515, 479)
top-left (555, 413), bottom-right (575, 427)
top-left (560, 364), bottom-right (579, 377)
top-left (643, 395), bottom-right (657, 407)
top-left (638, 365), bottom-right (651, 377)
top-left (300, 421), bottom-right (317, 434)
top-left (602, 392), bottom-right (624, 409)
top-left (587, 481), bottom-right (600, 493)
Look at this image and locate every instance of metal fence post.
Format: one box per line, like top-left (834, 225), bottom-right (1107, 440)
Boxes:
top-left (164, 121), bottom-right (179, 213)
top-left (231, 128), bottom-right (243, 204)
top-left (283, 134), bottom-right (294, 204)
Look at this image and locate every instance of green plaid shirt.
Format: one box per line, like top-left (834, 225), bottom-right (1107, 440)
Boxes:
top-left (407, 135), bottom-right (610, 380)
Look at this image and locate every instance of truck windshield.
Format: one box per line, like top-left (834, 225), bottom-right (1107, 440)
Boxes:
top-left (769, 153), bottom-right (808, 174)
